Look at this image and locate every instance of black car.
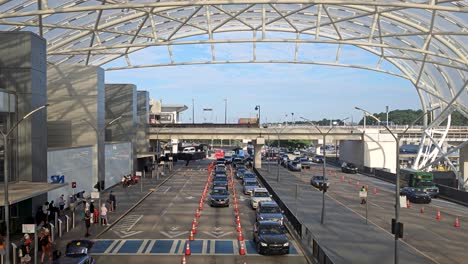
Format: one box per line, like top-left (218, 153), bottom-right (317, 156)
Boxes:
top-left (57, 240), bottom-right (95, 264)
top-left (400, 187), bottom-right (431, 204)
top-left (341, 162), bottom-right (358, 173)
top-left (253, 221), bottom-right (290, 255)
top-left (310, 176), bottom-right (330, 189)
top-left (236, 167), bottom-right (247, 179)
top-left (212, 175), bottom-right (228, 190)
top-left (210, 187), bottom-right (230, 207)
top-left (312, 155), bottom-right (324, 163)
top-left (242, 172), bottom-right (256, 184)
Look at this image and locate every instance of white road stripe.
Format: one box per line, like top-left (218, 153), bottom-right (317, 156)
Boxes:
top-left (201, 240), bottom-right (207, 254)
top-left (137, 239), bottom-right (149, 254)
top-left (111, 240), bottom-right (125, 254)
top-left (144, 240), bottom-right (156, 254)
top-left (209, 240), bottom-right (216, 255)
top-left (104, 240), bottom-right (120, 254)
top-left (169, 239), bottom-right (180, 254)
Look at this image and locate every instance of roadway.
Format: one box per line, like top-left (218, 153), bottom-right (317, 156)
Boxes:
top-left (90, 160), bottom-right (308, 264)
top-left (260, 157), bottom-right (468, 264)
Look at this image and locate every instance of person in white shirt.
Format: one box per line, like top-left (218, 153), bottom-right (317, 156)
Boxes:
top-left (100, 204), bottom-right (109, 225)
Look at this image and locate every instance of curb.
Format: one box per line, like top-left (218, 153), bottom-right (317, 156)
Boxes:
top-left (95, 171), bottom-right (178, 238)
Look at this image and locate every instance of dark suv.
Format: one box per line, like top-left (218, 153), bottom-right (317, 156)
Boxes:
top-left (209, 187), bottom-right (230, 207)
top-left (212, 175), bottom-right (228, 190)
top-left (253, 221), bottom-right (290, 255)
top-left (341, 162), bottom-right (358, 173)
top-left (256, 201), bottom-right (284, 225)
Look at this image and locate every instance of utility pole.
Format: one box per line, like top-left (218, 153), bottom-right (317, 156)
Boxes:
top-left (192, 98), bottom-right (195, 124)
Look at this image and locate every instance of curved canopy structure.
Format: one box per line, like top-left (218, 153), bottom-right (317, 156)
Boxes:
top-left (0, 0), bottom-right (467, 117)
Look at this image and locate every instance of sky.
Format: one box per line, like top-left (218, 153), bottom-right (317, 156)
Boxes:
top-left (104, 32), bottom-right (421, 123)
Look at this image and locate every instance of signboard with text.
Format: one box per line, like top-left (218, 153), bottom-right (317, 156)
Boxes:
top-left (22, 224), bottom-right (35, 234)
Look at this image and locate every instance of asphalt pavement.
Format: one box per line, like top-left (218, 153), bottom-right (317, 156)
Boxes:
top-left (258, 159), bottom-right (468, 264)
top-left (91, 160), bottom-right (308, 264)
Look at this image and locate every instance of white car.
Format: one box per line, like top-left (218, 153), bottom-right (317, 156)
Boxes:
top-left (250, 188), bottom-right (272, 209)
top-left (182, 147), bottom-right (195, 153)
top-left (293, 150), bottom-right (301, 155)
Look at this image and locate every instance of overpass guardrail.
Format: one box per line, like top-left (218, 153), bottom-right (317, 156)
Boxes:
top-left (253, 167), bottom-right (335, 264)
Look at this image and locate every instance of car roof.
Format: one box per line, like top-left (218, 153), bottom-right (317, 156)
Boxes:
top-left (257, 220), bottom-right (282, 226)
top-left (259, 201), bottom-right (278, 207)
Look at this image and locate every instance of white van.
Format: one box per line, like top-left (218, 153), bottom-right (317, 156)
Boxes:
top-left (182, 147), bottom-right (196, 153)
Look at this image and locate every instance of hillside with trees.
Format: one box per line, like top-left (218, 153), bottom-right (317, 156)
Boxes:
top-left (357, 109), bottom-right (468, 126)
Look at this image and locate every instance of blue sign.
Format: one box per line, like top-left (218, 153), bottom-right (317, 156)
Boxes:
top-left (239, 150), bottom-right (245, 157)
top-left (50, 175), bottom-right (65, 184)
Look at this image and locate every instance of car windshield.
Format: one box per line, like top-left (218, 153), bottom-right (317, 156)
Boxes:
top-left (214, 177), bottom-right (227, 182)
top-left (244, 173), bottom-right (254, 178)
top-left (416, 181), bottom-right (435, 188)
top-left (259, 225), bottom-right (284, 235)
top-left (212, 189), bottom-right (228, 195)
top-left (245, 181), bottom-right (258, 186)
top-left (314, 176), bottom-right (324, 180)
top-left (254, 191), bottom-right (270, 197)
top-left (260, 206), bottom-right (281, 214)
top-left (347, 164), bottom-right (356, 168)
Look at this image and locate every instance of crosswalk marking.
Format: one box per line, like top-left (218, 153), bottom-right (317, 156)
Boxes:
top-left (104, 240), bottom-right (120, 254)
top-left (137, 239), bottom-right (149, 254)
top-left (144, 240), bottom-right (157, 254)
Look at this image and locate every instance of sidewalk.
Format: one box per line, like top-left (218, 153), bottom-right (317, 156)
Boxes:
top-left (256, 166), bottom-right (433, 264)
top-left (12, 169), bottom-right (177, 263)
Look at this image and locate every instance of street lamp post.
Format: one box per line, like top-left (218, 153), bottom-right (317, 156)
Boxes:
top-left (83, 115), bottom-right (123, 215)
top-left (224, 99), bottom-right (227, 124)
top-left (300, 116), bottom-right (348, 225)
top-left (2, 103), bottom-right (49, 262)
top-left (255, 105), bottom-right (261, 126)
top-left (354, 106), bottom-right (436, 264)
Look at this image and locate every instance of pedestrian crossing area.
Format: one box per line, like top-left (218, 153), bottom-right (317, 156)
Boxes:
top-left (89, 239), bottom-right (300, 256)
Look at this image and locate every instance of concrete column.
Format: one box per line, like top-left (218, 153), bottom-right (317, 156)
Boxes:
top-left (460, 144), bottom-right (468, 190)
top-left (254, 138), bottom-right (265, 169)
top-left (136, 91), bottom-right (149, 154)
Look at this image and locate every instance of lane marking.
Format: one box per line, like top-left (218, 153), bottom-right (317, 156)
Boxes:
top-left (137, 239), bottom-right (149, 254)
top-left (111, 240), bottom-right (125, 253)
top-left (104, 240), bottom-right (120, 254)
top-left (144, 240), bottom-right (156, 254)
top-left (170, 239), bottom-right (181, 254)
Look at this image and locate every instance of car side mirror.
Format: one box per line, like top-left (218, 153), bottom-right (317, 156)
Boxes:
top-left (281, 210), bottom-right (284, 214)
top-left (270, 195), bottom-right (273, 198)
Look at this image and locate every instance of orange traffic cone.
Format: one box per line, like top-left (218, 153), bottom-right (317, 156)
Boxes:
top-left (199, 202), bottom-right (203, 211)
top-left (455, 217), bottom-right (460, 228)
top-left (234, 204), bottom-right (239, 212)
top-left (239, 241), bottom-right (246, 255)
top-left (238, 231), bottom-right (244, 241)
top-left (406, 199), bottom-right (410, 208)
top-left (195, 209), bottom-right (200, 218)
top-left (237, 222), bottom-right (242, 232)
top-left (420, 207), bottom-right (424, 214)
top-left (182, 255), bottom-right (187, 264)
top-left (192, 223), bottom-right (197, 234)
top-left (373, 187), bottom-right (377, 195)
top-left (189, 230), bottom-right (194, 241)
top-left (365, 185), bottom-right (369, 191)
top-left (234, 198), bottom-right (238, 205)
top-left (356, 181), bottom-right (360, 187)
top-left (185, 241), bottom-right (191, 255)
top-left (341, 176), bottom-right (344, 182)
top-left (436, 210), bottom-right (441, 220)
top-left (235, 215), bottom-right (240, 225)
top-left (193, 218), bottom-right (198, 227)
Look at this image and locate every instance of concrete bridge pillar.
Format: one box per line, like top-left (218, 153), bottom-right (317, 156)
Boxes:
top-left (460, 144), bottom-right (468, 190)
top-left (254, 138), bottom-right (265, 169)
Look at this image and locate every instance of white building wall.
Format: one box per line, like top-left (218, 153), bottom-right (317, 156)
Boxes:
top-left (105, 142), bottom-right (132, 188)
top-left (47, 146), bottom-right (94, 207)
top-left (339, 129), bottom-right (397, 173)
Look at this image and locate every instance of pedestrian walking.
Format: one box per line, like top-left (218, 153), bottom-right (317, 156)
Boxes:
top-left (40, 229), bottom-right (53, 263)
top-left (89, 201), bottom-right (95, 224)
top-left (100, 204), bottom-right (109, 226)
top-left (84, 211), bottom-right (91, 237)
top-left (19, 233), bottom-right (32, 264)
top-left (360, 186), bottom-right (367, 205)
top-left (109, 191), bottom-right (116, 212)
top-left (58, 194), bottom-right (65, 216)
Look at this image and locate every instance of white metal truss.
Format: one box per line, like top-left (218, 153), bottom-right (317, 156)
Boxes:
top-left (1, 0), bottom-right (467, 176)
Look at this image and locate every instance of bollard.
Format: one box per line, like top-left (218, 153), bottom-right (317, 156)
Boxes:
top-left (11, 242), bottom-right (17, 264)
top-left (50, 223), bottom-right (55, 242)
top-left (34, 226), bottom-right (38, 264)
top-left (65, 215), bottom-right (70, 232)
top-left (58, 219), bottom-right (63, 237)
top-left (72, 210), bottom-right (76, 229)
top-left (55, 212), bottom-right (58, 230)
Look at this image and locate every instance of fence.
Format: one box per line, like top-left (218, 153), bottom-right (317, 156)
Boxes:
top-left (253, 168), bottom-right (335, 264)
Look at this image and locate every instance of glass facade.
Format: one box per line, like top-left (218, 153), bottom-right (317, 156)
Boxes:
top-left (0, 90), bottom-right (18, 182)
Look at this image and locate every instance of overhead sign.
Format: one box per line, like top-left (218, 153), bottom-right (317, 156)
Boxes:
top-left (22, 224), bottom-right (35, 234)
top-left (135, 171), bottom-right (142, 176)
top-left (91, 192), bottom-right (100, 199)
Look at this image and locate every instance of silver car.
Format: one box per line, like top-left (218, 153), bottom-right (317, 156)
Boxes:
top-left (243, 179), bottom-right (260, 195)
